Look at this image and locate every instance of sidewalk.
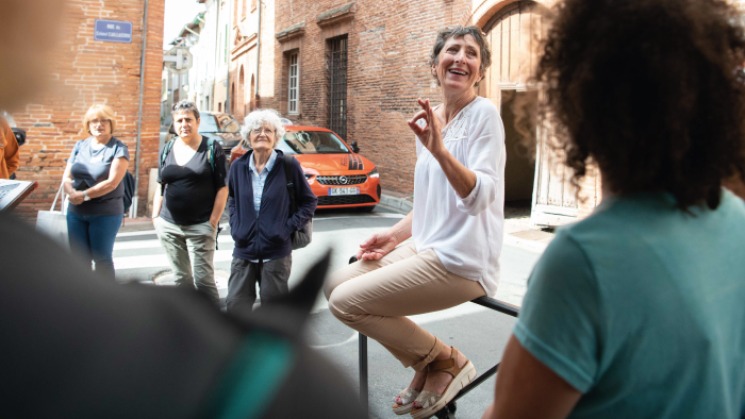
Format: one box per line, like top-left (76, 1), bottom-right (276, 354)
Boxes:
top-left (119, 192), bottom-right (554, 252)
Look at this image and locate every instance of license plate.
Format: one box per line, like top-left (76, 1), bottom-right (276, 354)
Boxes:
top-left (328, 187), bottom-right (360, 196)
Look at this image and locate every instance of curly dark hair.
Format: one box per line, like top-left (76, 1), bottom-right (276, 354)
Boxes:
top-left (535, 0), bottom-right (745, 209)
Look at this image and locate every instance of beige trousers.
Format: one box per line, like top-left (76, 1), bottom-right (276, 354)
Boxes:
top-left (324, 242), bottom-right (485, 370)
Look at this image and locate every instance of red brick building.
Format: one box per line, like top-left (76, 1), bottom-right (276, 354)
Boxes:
top-left (11, 0), bottom-right (165, 220)
top-left (194, 0), bottom-right (605, 226)
top-left (266, 0), bottom-right (597, 225)
top-left (271, 0), bottom-right (479, 195)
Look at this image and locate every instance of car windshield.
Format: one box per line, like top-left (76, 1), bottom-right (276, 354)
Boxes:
top-left (281, 131), bottom-right (350, 154)
top-left (199, 114), bottom-right (241, 134)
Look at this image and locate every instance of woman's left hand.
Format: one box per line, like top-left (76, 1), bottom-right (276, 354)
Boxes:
top-left (408, 98), bottom-right (445, 157)
top-left (68, 191), bottom-right (84, 206)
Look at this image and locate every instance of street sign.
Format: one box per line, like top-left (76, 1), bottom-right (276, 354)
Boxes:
top-left (94, 19), bottom-right (133, 43)
top-left (163, 47), bottom-right (193, 74)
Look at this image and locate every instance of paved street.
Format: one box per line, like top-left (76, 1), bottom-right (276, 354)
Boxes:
top-left (113, 204), bottom-right (550, 418)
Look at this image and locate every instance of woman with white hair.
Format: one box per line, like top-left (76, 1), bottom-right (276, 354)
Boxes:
top-left (226, 109), bottom-right (317, 314)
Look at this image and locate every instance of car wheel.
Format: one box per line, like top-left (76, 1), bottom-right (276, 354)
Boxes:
top-left (357, 205), bottom-right (375, 213)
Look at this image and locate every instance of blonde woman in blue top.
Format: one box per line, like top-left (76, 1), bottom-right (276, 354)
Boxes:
top-left (62, 104), bottom-right (129, 279)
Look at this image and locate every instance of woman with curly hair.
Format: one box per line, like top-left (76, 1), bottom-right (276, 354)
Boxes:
top-left (483, 0), bottom-right (745, 418)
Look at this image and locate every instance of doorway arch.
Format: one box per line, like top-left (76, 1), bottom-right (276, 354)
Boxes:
top-left (481, 1), bottom-right (543, 207)
top-left (481, 1), bottom-right (592, 226)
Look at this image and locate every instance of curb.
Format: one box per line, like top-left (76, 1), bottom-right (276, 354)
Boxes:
top-left (378, 193), bottom-right (414, 214)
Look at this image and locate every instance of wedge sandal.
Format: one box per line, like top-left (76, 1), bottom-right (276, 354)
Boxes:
top-left (410, 347), bottom-right (476, 419)
top-left (392, 387), bottom-right (420, 415)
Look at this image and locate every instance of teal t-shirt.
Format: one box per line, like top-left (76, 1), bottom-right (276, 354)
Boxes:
top-left (514, 191), bottom-right (745, 418)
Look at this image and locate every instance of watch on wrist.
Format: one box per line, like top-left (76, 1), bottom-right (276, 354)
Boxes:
top-left (83, 191), bottom-right (91, 201)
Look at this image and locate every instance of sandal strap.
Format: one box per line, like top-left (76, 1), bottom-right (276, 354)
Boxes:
top-left (426, 347), bottom-right (462, 378)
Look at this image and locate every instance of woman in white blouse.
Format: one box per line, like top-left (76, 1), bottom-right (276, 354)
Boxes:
top-left (324, 26), bottom-right (505, 419)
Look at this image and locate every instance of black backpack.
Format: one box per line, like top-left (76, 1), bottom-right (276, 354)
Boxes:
top-left (122, 171), bottom-right (135, 214)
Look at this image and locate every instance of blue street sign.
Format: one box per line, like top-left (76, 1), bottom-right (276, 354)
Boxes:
top-left (94, 19), bottom-right (133, 43)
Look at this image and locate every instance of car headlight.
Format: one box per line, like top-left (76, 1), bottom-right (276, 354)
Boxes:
top-left (368, 168), bottom-right (379, 178)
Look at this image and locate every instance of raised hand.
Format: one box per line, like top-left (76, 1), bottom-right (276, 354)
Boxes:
top-left (407, 98), bottom-right (444, 156)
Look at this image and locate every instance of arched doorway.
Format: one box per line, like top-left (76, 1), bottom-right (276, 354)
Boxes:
top-left (481, 1), bottom-right (542, 210)
top-left (482, 0), bottom-right (593, 227)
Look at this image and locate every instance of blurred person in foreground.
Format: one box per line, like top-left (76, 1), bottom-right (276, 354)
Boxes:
top-left (0, 0), bottom-right (365, 417)
top-left (226, 108), bottom-right (316, 314)
top-left (152, 100), bottom-right (228, 304)
top-left (62, 104), bottom-right (129, 279)
top-left (0, 115), bottom-right (19, 179)
top-left (483, 0), bottom-right (745, 418)
top-left (325, 26), bottom-right (505, 418)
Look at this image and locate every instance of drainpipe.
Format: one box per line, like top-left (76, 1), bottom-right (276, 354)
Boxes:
top-left (255, 0), bottom-right (261, 108)
top-left (133, 0), bottom-right (150, 218)
top-left (225, 0), bottom-right (232, 113)
top-left (211, 0), bottom-right (220, 111)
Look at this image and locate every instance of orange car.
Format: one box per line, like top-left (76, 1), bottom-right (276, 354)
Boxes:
top-left (230, 125), bottom-right (381, 211)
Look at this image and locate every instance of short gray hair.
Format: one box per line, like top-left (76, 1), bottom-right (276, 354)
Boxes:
top-left (172, 100), bottom-right (200, 120)
top-left (240, 109), bottom-right (286, 146)
top-left (430, 26), bottom-right (492, 86)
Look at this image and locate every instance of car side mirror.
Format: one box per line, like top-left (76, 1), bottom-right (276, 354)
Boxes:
top-left (11, 127), bottom-right (26, 146)
top-left (350, 141), bottom-right (360, 153)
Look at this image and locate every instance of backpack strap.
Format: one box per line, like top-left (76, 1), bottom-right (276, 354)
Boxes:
top-left (160, 139), bottom-right (175, 168)
top-left (161, 136), bottom-right (216, 171)
top-left (206, 136), bottom-right (216, 172)
top-left (159, 139), bottom-right (175, 195)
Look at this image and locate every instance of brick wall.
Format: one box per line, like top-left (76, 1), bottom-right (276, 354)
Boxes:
top-left (11, 0), bottom-right (165, 220)
top-left (274, 0), bottom-right (472, 195)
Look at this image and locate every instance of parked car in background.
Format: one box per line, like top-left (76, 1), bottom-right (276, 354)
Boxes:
top-left (231, 125), bottom-right (381, 211)
top-left (198, 112), bottom-right (242, 160)
top-left (164, 111), bottom-right (242, 161)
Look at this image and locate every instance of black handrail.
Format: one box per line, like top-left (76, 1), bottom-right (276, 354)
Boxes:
top-left (357, 295), bottom-right (520, 418)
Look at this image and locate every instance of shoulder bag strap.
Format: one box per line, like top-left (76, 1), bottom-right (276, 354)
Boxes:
top-left (50, 180), bottom-right (65, 212)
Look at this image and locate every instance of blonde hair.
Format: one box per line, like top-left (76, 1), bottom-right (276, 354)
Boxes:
top-left (82, 104), bottom-right (116, 135)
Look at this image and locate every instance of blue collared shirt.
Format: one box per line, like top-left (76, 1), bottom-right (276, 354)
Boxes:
top-left (248, 150), bottom-right (278, 215)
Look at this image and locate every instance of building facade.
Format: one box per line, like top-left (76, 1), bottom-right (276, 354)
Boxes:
top-left (269, 0), bottom-right (594, 225)
top-left (185, 0), bottom-right (745, 226)
top-left (165, 0), bottom-right (597, 226)
top-left (13, 0), bottom-right (165, 220)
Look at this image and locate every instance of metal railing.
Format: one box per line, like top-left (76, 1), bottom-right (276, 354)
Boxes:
top-left (357, 296), bottom-right (520, 418)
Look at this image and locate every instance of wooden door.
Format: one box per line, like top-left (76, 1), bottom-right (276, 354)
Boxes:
top-left (483, 1), bottom-right (588, 227)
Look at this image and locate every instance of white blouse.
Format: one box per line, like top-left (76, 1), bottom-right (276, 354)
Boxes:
top-left (412, 96), bottom-right (506, 296)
